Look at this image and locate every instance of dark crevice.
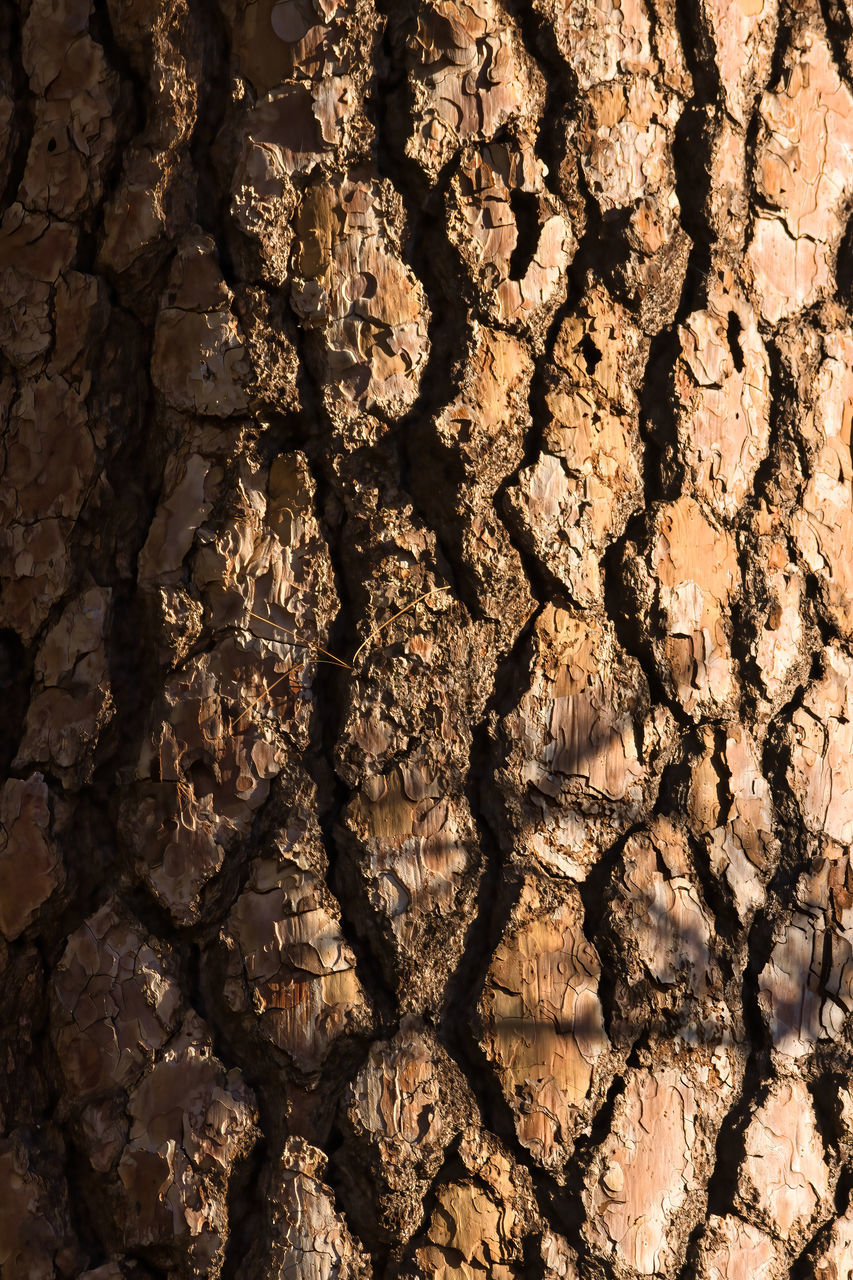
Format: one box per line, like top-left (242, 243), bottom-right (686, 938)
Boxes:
top-left (322, 1116), bottom-right (390, 1272)
top-left (637, 326), bottom-right (687, 503)
top-left (820, 0), bottom-right (853, 93)
top-left (790, 1197), bottom-right (843, 1280)
top-left (553, 1064), bottom-right (633, 1268)
top-left (803, 569), bottom-right (842, 653)
top-left (700, 1055), bottom-right (768, 1222)
top-left (698, 675), bottom-right (812, 1224)
top-left (219, 1124), bottom-right (268, 1280)
top-left (188, 764), bottom-right (295, 933)
top-left (833, 1165), bottom-right (853, 1218)
top-left (501, 0), bottom-right (580, 204)
top-left (0, 1), bottom-right (31, 218)
top-left (438, 604), bottom-right (541, 1042)
top-left (565, 175), bottom-right (633, 312)
top-left (86, 0), bottom-right (147, 273)
top-left (577, 332), bottom-right (601, 375)
top-left (575, 825), bottom-right (638, 1045)
top-left (508, 187), bottom-right (543, 281)
top-left (810, 1073), bottom-right (844, 1165)
top-left (727, 310), bottom-right (744, 372)
top-left (602, 525), bottom-right (690, 739)
top-left (388, 1136), bottom-right (467, 1278)
top-left (686, 825), bottom-right (742, 987)
top-left (671, 0), bottom-right (721, 276)
top-left (367, 4), bottom-right (599, 1247)
top-left (371, 19), bottom-right (478, 613)
top-left (678, 1220), bottom-right (708, 1280)
top-left (325, 1108), bottom-right (414, 1277)
top-left (0, 627), bottom-right (32, 778)
top-left (188, 0), bottom-right (237, 285)
top-left (60, 1137), bottom-right (120, 1268)
top-left (287, 340), bottom-right (401, 1029)
top-left (750, 337), bottom-right (805, 509)
top-left (497, 276), bottom-right (586, 609)
top-left (732, 337), bottom-right (805, 724)
top-left (835, 212), bottom-right (853, 306)
top-left (440, 982), bottom-right (589, 1250)
top-left (742, 3), bottom-right (790, 266)
top-left (4, 0), bottom-right (841, 1272)
top-left (314, 674), bottom-right (401, 1029)
top-left (258, 263), bottom-right (414, 1044)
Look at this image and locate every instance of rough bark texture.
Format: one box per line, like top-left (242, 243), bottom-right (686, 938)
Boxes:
top-left (2, 0), bottom-right (853, 1277)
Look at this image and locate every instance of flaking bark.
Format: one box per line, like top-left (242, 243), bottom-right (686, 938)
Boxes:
top-left (3, 0), bottom-right (853, 1277)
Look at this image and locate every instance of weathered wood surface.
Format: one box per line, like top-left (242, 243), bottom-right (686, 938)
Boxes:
top-left (2, 0), bottom-right (853, 1276)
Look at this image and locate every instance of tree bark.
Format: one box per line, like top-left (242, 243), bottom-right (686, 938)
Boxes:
top-left (2, 0), bottom-right (853, 1277)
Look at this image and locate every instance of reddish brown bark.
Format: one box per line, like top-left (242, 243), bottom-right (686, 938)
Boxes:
top-left (3, 0), bottom-right (853, 1277)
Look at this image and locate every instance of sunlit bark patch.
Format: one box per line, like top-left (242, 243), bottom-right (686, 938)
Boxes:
top-left (583, 1045), bottom-right (738, 1279)
top-left (736, 1077), bottom-right (834, 1248)
top-left (292, 175), bottom-right (430, 417)
top-left (760, 855), bottom-right (853, 1058)
top-left (791, 328), bottom-right (853, 642)
top-left (446, 140), bottom-right (572, 330)
top-left (673, 288), bottom-right (771, 519)
top-left (688, 725), bottom-right (778, 926)
top-left (414, 1128), bottom-right (577, 1279)
top-left (342, 772), bottom-right (479, 1012)
top-left (498, 605), bottom-right (675, 880)
top-left (748, 22), bottom-right (853, 323)
top-left (402, 0), bottom-right (544, 182)
top-left (693, 1213), bottom-right (786, 1280)
top-left (628, 496), bottom-right (740, 720)
top-left (478, 873), bottom-right (611, 1173)
top-left (786, 644), bottom-right (853, 847)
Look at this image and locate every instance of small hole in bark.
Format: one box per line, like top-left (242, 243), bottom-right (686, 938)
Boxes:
top-left (187, 760), bottom-right (216, 800)
top-left (508, 188), bottom-right (540, 279)
top-left (727, 311), bottom-right (744, 373)
top-left (47, 137), bottom-right (57, 152)
top-left (579, 334), bottom-right (602, 374)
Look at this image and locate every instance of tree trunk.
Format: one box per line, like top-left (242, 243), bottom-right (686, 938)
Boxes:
top-left (2, 0), bottom-right (853, 1276)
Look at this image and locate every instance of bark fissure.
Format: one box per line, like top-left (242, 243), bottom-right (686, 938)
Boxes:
top-left (6, 0), bottom-right (853, 1276)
